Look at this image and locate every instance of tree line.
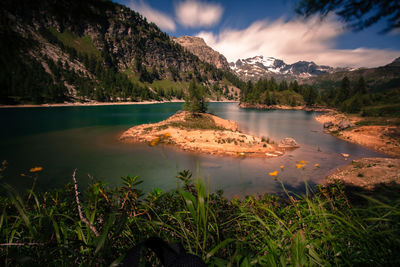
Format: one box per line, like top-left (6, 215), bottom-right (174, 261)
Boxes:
top-left (240, 78), bottom-right (320, 106)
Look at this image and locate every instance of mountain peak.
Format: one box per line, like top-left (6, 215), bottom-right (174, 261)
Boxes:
top-left (172, 36), bottom-right (230, 70)
top-left (171, 36), bottom-right (207, 46)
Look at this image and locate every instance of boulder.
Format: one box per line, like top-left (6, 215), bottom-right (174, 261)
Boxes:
top-left (323, 121), bottom-right (334, 128)
top-left (279, 138), bottom-right (299, 148)
top-left (338, 120), bottom-right (354, 130)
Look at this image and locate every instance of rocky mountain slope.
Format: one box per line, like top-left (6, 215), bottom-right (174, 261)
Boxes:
top-left (172, 36), bottom-right (230, 70)
top-left (230, 55), bottom-right (347, 81)
top-left (0, 0), bottom-right (241, 104)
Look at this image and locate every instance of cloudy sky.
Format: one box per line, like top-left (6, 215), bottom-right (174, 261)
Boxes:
top-left (114, 0), bottom-right (400, 68)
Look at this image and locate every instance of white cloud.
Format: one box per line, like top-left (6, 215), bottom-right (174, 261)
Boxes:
top-left (129, 1), bottom-right (176, 32)
top-left (175, 0), bottom-right (223, 28)
top-left (197, 16), bottom-right (400, 68)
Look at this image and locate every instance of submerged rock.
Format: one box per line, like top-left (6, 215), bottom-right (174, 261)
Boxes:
top-left (279, 138), bottom-right (299, 148)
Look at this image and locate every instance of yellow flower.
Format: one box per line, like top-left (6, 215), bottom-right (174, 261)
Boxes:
top-left (296, 164), bottom-right (305, 169)
top-left (150, 137), bottom-right (160, 146)
top-left (297, 160), bottom-right (308, 164)
top-left (269, 170), bottom-right (278, 177)
top-left (314, 163), bottom-right (319, 167)
top-left (29, 166), bottom-right (43, 173)
top-left (280, 165), bottom-right (284, 169)
top-left (164, 132), bottom-right (171, 138)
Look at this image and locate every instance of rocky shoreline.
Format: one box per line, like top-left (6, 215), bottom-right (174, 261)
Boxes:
top-left (239, 102), bottom-right (333, 112)
top-left (315, 111), bottom-right (400, 157)
top-left (120, 111), bottom-right (298, 157)
top-left (315, 111), bottom-right (400, 189)
top-left (326, 157), bottom-right (400, 189)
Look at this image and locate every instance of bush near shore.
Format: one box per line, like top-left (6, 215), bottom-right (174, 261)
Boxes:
top-left (1, 167), bottom-right (400, 266)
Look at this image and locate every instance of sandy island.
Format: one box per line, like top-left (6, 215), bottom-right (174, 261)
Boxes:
top-left (120, 111), bottom-right (298, 157)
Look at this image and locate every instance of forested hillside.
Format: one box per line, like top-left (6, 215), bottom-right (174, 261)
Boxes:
top-left (0, 0), bottom-right (242, 104)
top-left (240, 58), bottom-right (400, 117)
top-left (312, 58), bottom-right (400, 116)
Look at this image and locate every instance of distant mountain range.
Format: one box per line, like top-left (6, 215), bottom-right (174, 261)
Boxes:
top-left (178, 37), bottom-right (399, 93)
top-left (229, 56), bottom-right (350, 81)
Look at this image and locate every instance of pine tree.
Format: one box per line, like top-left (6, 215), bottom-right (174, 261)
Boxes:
top-left (355, 76), bottom-right (367, 94)
top-left (336, 76), bottom-right (351, 104)
top-left (183, 80), bottom-right (208, 113)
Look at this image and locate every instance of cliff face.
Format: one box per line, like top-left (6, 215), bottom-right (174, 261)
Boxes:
top-left (0, 0), bottom-right (240, 104)
top-left (172, 36), bottom-right (230, 70)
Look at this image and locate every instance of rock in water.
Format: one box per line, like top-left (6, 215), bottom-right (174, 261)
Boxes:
top-left (279, 138), bottom-right (299, 148)
top-left (323, 121), bottom-right (333, 128)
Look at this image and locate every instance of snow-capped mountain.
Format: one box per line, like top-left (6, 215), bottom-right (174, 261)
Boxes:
top-left (229, 56), bottom-right (345, 81)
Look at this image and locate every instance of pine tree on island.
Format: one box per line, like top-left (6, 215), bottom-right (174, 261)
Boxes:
top-left (183, 80), bottom-right (208, 114)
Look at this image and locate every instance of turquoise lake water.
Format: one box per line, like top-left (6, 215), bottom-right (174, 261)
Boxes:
top-left (0, 102), bottom-right (384, 197)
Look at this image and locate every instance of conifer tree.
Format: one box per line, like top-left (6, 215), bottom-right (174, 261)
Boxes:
top-left (183, 80), bottom-right (208, 113)
top-left (336, 76), bottom-right (351, 104)
top-left (355, 76), bottom-right (367, 94)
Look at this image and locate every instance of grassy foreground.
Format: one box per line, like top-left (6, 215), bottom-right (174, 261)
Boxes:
top-left (1, 168), bottom-right (400, 266)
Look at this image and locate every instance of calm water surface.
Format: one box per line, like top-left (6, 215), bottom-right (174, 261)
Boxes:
top-left (0, 103), bottom-right (384, 197)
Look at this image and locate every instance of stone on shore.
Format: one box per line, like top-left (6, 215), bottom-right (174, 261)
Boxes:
top-left (338, 120), bottom-right (354, 130)
top-left (278, 138), bottom-right (299, 148)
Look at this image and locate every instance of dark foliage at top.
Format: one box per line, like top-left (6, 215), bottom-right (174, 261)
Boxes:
top-left (296, 0), bottom-right (400, 33)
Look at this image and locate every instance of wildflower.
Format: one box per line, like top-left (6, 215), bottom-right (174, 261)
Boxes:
top-left (296, 164), bottom-right (305, 169)
top-left (150, 137), bottom-right (160, 146)
top-left (280, 165), bottom-right (284, 169)
top-left (269, 170), bottom-right (278, 177)
top-left (314, 163), bottom-right (319, 167)
top-left (164, 132), bottom-right (171, 138)
top-left (297, 160), bottom-right (308, 164)
top-left (21, 173), bottom-right (26, 177)
top-left (29, 166), bottom-right (43, 173)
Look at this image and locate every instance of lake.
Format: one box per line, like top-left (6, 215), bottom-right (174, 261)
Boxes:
top-left (0, 102), bottom-right (384, 197)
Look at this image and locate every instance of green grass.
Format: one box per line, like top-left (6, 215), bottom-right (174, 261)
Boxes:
top-left (1, 166), bottom-right (400, 266)
top-left (355, 116), bottom-right (400, 126)
top-left (361, 104), bottom-right (400, 118)
top-left (167, 114), bottom-right (226, 131)
top-left (49, 27), bottom-right (101, 58)
top-left (151, 79), bottom-right (189, 91)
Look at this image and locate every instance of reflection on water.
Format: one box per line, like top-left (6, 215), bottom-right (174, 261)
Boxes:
top-left (0, 103), bottom-right (385, 197)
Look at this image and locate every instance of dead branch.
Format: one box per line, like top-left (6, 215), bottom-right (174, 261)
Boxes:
top-left (72, 169), bottom-right (99, 237)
